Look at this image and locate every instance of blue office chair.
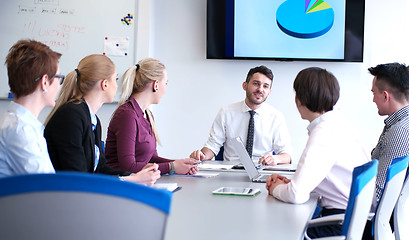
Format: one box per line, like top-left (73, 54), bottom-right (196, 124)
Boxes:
top-left (372, 155), bottom-right (409, 240)
top-left (0, 172), bottom-right (172, 240)
top-left (305, 160), bottom-right (378, 240)
top-left (394, 168), bottom-right (409, 240)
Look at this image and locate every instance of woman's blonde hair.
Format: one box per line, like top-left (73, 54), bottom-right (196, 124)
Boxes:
top-left (45, 54), bottom-right (115, 125)
top-left (119, 58), bottom-right (166, 145)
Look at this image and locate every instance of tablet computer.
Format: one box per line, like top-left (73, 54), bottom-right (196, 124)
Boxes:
top-left (212, 187), bottom-right (261, 196)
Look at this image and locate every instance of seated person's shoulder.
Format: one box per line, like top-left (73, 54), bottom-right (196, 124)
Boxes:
top-left (0, 110), bottom-right (36, 136)
top-left (59, 101), bottom-right (85, 113)
top-left (222, 101), bottom-right (242, 110)
top-left (261, 104), bottom-right (285, 119)
top-left (218, 101), bottom-right (247, 115)
top-left (118, 101), bottom-right (135, 112)
top-left (0, 111), bottom-right (18, 129)
top-left (114, 103), bottom-right (138, 120)
top-left (47, 102), bottom-right (87, 127)
top-left (388, 122), bottom-right (409, 138)
top-left (399, 115), bottom-right (409, 129)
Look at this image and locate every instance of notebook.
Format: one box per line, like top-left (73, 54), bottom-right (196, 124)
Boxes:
top-left (229, 137), bottom-right (271, 183)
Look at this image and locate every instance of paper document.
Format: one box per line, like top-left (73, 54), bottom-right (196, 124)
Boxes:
top-left (198, 163), bottom-right (235, 171)
top-left (153, 183), bottom-right (180, 192)
top-left (262, 164), bottom-right (295, 172)
top-left (177, 172), bottom-right (219, 178)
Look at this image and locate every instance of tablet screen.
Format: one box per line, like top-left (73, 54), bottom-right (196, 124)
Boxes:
top-left (212, 187), bottom-right (261, 196)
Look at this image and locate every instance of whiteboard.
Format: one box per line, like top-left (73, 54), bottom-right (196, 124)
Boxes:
top-left (0, 0), bottom-right (137, 100)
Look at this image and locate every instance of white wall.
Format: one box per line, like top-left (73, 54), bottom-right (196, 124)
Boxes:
top-left (147, 0), bottom-right (409, 162)
top-left (1, 0), bottom-right (408, 164)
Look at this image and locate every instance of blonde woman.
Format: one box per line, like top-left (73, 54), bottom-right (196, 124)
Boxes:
top-left (44, 54), bottom-right (160, 185)
top-left (105, 58), bottom-right (198, 175)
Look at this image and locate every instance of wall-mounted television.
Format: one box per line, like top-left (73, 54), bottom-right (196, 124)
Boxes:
top-left (207, 0), bottom-right (365, 62)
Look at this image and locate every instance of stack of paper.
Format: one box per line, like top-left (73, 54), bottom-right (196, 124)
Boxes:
top-left (177, 172), bottom-right (219, 178)
top-left (153, 183), bottom-right (179, 192)
top-left (262, 164), bottom-right (295, 172)
top-left (198, 163), bottom-right (235, 171)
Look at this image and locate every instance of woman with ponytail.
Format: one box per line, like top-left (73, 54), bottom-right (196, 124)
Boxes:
top-left (105, 58), bottom-right (198, 175)
top-left (44, 54), bottom-right (160, 185)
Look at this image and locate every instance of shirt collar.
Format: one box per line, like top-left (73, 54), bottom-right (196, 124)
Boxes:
top-left (240, 100), bottom-right (267, 115)
top-left (9, 101), bottom-right (44, 130)
top-left (307, 110), bottom-right (337, 135)
top-left (84, 101), bottom-right (97, 129)
top-left (128, 96), bottom-right (145, 118)
top-left (384, 105), bottom-right (409, 128)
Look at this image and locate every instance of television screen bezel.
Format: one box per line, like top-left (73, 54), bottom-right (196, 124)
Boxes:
top-left (206, 0), bottom-right (365, 62)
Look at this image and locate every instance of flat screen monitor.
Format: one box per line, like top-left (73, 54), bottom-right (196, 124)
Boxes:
top-left (207, 0), bottom-right (365, 62)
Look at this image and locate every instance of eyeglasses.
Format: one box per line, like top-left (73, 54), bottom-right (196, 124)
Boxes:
top-left (34, 74), bottom-right (65, 85)
top-left (53, 74), bottom-right (65, 85)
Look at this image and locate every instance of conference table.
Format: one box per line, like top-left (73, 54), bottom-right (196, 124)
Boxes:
top-left (157, 162), bottom-right (318, 240)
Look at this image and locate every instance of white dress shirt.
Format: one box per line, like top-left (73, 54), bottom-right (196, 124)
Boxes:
top-left (273, 110), bottom-right (370, 209)
top-left (204, 100), bottom-right (292, 160)
top-left (0, 102), bottom-right (55, 177)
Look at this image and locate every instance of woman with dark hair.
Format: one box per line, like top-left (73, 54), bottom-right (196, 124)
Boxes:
top-left (266, 67), bottom-right (370, 238)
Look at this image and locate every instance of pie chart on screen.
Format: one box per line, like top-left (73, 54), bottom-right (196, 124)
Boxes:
top-left (276, 0), bottom-right (334, 39)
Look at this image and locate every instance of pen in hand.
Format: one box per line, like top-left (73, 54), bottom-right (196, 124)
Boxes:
top-left (193, 160), bottom-right (202, 165)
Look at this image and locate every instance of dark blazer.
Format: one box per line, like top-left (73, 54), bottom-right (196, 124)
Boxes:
top-left (44, 100), bottom-right (130, 176)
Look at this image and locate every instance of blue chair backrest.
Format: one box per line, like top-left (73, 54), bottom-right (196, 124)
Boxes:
top-left (342, 160), bottom-right (378, 238)
top-left (374, 155), bottom-right (409, 240)
top-left (394, 166), bottom-right (409, 240)
top-left (0, 172), bottom-right (172, 240)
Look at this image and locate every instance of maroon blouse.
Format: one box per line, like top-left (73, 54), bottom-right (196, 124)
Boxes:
top-left (105, 97), bottom-right (171, 174)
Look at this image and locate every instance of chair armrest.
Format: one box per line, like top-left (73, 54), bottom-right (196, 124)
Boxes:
top-left (307, 213), bottom-right (345, 228)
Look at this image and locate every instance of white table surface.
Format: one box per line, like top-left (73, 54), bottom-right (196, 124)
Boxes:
top-left (158, 164), bottom-right (317, 240)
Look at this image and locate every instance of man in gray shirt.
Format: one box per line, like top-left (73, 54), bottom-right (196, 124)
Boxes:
top-left (369, 62), bottom-right (409, 208)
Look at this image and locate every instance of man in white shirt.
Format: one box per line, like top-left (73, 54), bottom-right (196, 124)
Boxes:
top-left (266, 67), bottom-right (369, 238)
top-left (0, 102), bottom-right (56, 177)
top-left (190, 65), bottom-right (292, 165)
top-left (0, 39), bottom-right (61, 177)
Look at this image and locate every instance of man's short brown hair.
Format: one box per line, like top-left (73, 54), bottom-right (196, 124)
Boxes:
top-left (293, 67), bottom-right (340, 113)
top-left (5, 39), bottom-right (62, 98)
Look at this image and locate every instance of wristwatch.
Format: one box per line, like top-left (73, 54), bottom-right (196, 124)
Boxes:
top-left (169, 162), bottom-right (175, 175)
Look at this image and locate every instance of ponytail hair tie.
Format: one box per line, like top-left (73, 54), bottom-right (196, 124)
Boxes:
top-left (74, 68), bottom-right (82, 92)
top-left (75, 69), bottom-right (81, 78)
top-left (135, 64), bottom-right (140, 72)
